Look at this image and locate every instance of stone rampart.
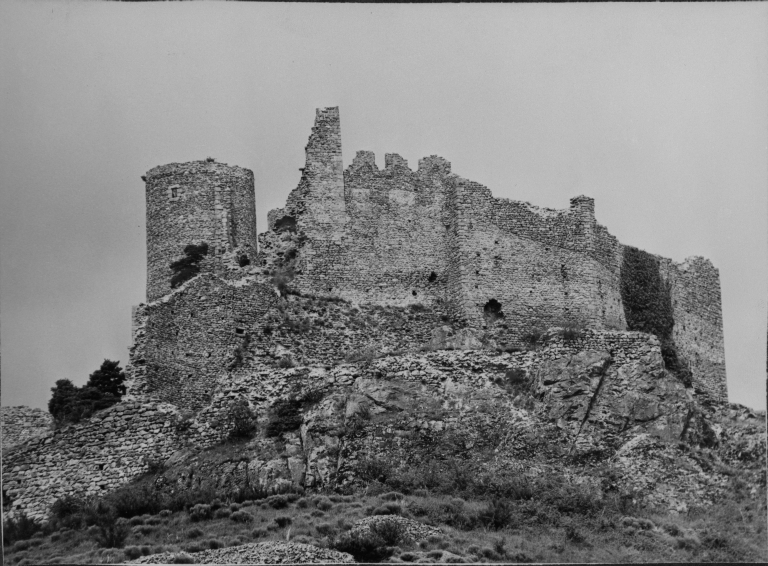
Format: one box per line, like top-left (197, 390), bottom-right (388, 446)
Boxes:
top-left (1, 406), bottom-right (53, 452)
top-left (2, 400), bottom-right (180, 522)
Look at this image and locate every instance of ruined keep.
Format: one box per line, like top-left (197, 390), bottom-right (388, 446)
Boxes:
top-left (131, 107), bottom-right (727, 407)
top-left (145, 160), bottom-right (257, 302)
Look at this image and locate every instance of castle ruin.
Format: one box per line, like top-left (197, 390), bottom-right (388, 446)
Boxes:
top-left (137, 107), bottom-right (727, 407)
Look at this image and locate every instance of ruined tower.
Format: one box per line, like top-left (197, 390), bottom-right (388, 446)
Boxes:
top-left (144, 160), bottom-right (257, 302)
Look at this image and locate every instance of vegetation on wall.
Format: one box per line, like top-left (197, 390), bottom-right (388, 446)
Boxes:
top-left (48, 360), bottom-right (127, 427)
top-left (170, 243), bottom-right (209, 289)
top-left (620, 246), bottom-right (690, 384)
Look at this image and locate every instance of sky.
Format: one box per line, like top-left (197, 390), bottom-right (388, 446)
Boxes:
top-left (1, 2), bottom-right (766, 411)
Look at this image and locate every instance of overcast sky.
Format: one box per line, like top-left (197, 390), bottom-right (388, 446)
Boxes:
top-left (1, 2), bottom-right (766, 411)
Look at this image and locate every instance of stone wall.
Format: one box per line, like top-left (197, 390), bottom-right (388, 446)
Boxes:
top-left (2, 400), bottom-right (180, 522)
top-left (1, 406), bottom-right (53, 452)
top-left (254, 106), bottom-right (726, 399)
top-left (127, 274), bottom-right (279, 412)
top-left (127, 271), bottom-right (450, 414)
top-left (144, 161), bottom-right (257, 302)
top-left (659, 256), bottom-right (727, 401)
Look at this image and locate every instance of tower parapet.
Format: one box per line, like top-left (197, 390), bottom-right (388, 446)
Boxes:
top-left (144, 160), bottom-right (256, 302)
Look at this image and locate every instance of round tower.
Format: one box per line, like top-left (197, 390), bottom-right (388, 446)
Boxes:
top-left (144, 160), bottom-right (256, 302)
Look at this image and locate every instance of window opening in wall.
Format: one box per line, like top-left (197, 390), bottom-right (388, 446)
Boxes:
top-left (412, 290), bottom-right (417, 296)
top-left (238, 254), bottom-right (250, 267)
top-left (483, 299), bottom-right (505, 321)
top-left (428, 272), bottom-right (437, 283)
top-left (98, 464), bottom-right (105, 471)
top-left (171, 187), bottom-right (178, 198)
top-left (235, 327), bottom-right (245, 335)
top-left (187, 373), bottom-right (193, 379)
top-left (328, 287), bottom-right (332, 292)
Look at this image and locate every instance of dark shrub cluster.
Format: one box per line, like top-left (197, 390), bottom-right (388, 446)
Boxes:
top-left (331, 518), bottom-right (407, 562)
top-left (48, 360), bottom-right (126, 427)
top-left (170, 243), bottom-right (209, 289)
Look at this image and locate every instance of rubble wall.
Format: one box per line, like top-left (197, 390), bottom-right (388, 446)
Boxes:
top-left (2, 400), bottom-right (180, 522)
top-left (1, 407), bottom-right (53, 452)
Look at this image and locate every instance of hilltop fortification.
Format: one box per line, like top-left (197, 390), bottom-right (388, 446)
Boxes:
top-left (2, 107), bottom-right (739, 526)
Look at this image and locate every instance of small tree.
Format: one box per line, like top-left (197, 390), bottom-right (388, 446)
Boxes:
top-left (170, 243), bottom-right (209, 288)
top-left (48, 360), bottom-right (125, 427)
top-left (86, 359), bottom-right (126, 397)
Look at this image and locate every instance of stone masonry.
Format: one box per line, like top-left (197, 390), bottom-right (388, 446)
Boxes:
top-left (258, 107), bottom-right (727, 401)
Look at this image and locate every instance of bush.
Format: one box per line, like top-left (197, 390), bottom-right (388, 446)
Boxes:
top-left (275, 516), bottom-right (292, 528)
top-left (227, 400), bottom-right (257, 440)
top-left (372, 502), bottom-right (402, 516)
top-left (521, 329), bottom-right (543, 348)
top-left (106, 482), bottom-right (163, 518)
top-left (187, 527), bottom-right (204, 539)
top-left (265, 398), bottom-right (303, 437)
top-left (87, 502), bottom-right (130, 548)
top-left (170, 243), bottom-right (209, 289)
top-left (3, 513), bottom-right (44, 546)
top-left (214, 508), bottom-right (232, 519)
top-left (230, 511), bottom-right (254, 523)
top-left (124, 546), bottom-right (143, 560)
top-left (189, 504), bottom-right (212, 522)
top-left (267, 495), bottom-right (289, 509)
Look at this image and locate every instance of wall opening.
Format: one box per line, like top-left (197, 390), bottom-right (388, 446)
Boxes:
top-left (235, 327), bottom-right (245, 335)
top-left (412, 290), bottom-right (417, 296)
top-left (428, 272), bottom-right (437, 283)
top-left (483, 299), bottom-right (505, 321)
top-left (275, 215), bottom-right (297, 233)
top-left (238, 254), bottom-right (250, 267)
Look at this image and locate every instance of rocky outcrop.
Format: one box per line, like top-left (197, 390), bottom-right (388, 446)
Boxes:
top-left (130, 541), bottom-right (355, 564)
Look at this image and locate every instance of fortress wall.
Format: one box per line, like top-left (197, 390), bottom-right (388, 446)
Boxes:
top-left (1, 407), bottom-right (53, 452)
top-left (658, 257), bottom-right (727, 401)
top-left (145, 161), bottom-right (255, 302)
top-left (2, 401), bottom-right (180, 522)
top-left (298, 151), bottom-right (452, 305)
top-left (130, 275), bottom-right (279, 412)
top-left (451, 182), bottom-right (626, 334)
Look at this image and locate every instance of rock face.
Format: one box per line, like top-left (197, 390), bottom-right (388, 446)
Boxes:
top-left (1, 406), bottom-right (53, 451)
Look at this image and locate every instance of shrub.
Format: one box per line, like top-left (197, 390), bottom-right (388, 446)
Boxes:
top-left (124, 546), bottom-right (143, 560)
top-left (275, 516), bottom-right (292, 528)
top-left (230, 511), bottom-right (254, 523)
top-left (3, 513), bottom-right (43, 546)
top-left (50, 494), bottom-right (88, 530)
top-left (251, 528), bottom-right (268, 538)
top-left (278, 355), bottom-right (296, 369)
top-left (170, 243), bottom-right (209, 288)
top-left (521, 329), bottom-right (543, 348)
top-left (87, 502), bottom-right (130, 548)
top-left (380, 491), bottom-right (405, 502)
top-left (332, 527), bottom-right (399, 562)
top-left (227, 400), bottom-right (257, 440)
top-left (188, 504), bottom-right (212, 522)
top-left (267, 494), bottom-right (289, 509)
top-left (296, 498), bottom-right (309, 509)
top-left (214, 508), bottom-right (232, 519)
top-left (187, 527), bottom-right (204, 539)
top-left (373, 503), bottom-right (402, 516)
top-left (105, 482), bottom-right (163, 518)
top-left (265, 398), bottom-right (303, 437)
top-left (207, 539), bottom-right (224, 549)
top-left (315, 496), bottom-right (333, 511)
